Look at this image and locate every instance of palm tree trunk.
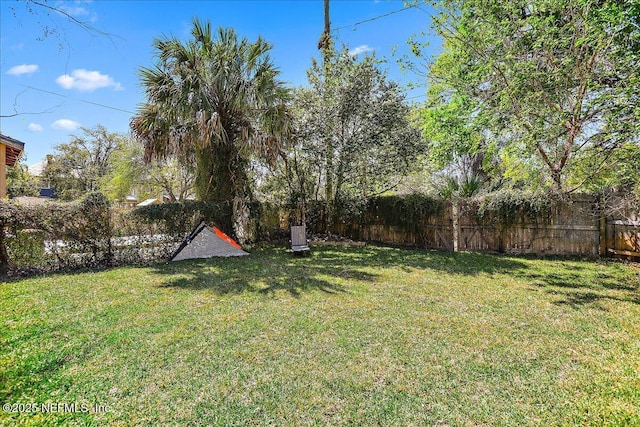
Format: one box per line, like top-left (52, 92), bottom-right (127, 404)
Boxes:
top-left (195, 143), bottom-right (254, 242)
top-left (232, 196), bottom-right (251, 244)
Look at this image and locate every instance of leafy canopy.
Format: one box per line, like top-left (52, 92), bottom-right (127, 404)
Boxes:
top-left (418, 0), bottom-right (640, 193)
top-left (289, 47), bottom-right (423, 207)
top-left (44, 125), bottom-right (123, 201)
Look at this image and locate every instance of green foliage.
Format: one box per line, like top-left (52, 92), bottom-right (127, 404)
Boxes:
top-left (129, 200), bottom-right (232, 238)
top-left (7, 229), bottom-right (46, 268)
top-left (0, 192), bottom-right (113, 273)
top-left (273, 46), bottom-right (423, 222)
top-left (474, 189), bottom-right (556, 225)
top-left (419, 0), bottom-right (640, 192)
top-left (6, 158), bottom-right (40, 198)
top-left (421, 92), bottom-right (484, 169)
top-left (101, 136), bottom-right (144, 201)
top-left (438, 174), bottom-right (484, 199)
top-left (569, 142), bottom-right (640, 193)
top-left (44, 125), bottom-right (124, 201)
top-left (366, 194), bottom-right (446, 231)
top-left (102, 136), bottom-right (195, 202)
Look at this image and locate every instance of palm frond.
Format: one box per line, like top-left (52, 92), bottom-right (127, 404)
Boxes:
top-left (131, 19), bottom-right (292, 203)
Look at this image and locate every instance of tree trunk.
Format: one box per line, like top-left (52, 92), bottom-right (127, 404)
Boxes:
top-left (318, 0), bottom-right (331, 50)
top-left (195, 144), bottom-right (250, 238)
top-left (551, 168), bottom-right (563, 193)
top-left (232, 196), bottom-right (251, 244)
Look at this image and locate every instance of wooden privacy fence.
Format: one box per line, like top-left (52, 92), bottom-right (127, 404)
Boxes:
top-left (327, 195), bottom-right (639, 259)
top-left (456, 196), bottom-right (601, 256)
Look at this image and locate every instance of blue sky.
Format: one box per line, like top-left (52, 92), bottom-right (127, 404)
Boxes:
top-left (1, 0), bottom-right (440, 164)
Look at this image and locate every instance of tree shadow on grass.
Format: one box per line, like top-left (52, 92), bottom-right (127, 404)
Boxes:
top-left (516, 261), bottom-right (640, 308)
top-left (150, 244), bottom-right (530, 297)
top-left (150, 244), bottom-right (639, 305)
top-left (538, 287), bottom-right (640, 310)
top-left (520, 268), bottom-right (637, 292)
top-left (152, 247), bottom-right (376, 297)
top-left (305, 246), bottom-right (640, 307)
top-left (304, 244), bottom-right (532, 276)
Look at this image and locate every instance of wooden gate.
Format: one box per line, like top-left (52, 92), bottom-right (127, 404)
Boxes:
top-left (603, 219), bottom-right (640, 260)
top-left (600, 194), bottom-right (640, 260)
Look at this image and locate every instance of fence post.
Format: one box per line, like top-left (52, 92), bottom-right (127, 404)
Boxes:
top-left (598, 194), bottom-right (607, 257)
top-left (452, 200), bottom-right (459, 252)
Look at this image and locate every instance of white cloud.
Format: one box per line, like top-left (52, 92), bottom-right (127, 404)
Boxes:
top-left (56, 1), bottom-right (97, 22)
top-left (62, 5), bottom-right (89, 16)
top-left (28, 123), bottom-right (44, 133)
top-left (348, 45), bottom-right (375, 57)
top-left (7, 64), bottom-right (39, 76)
top-left (52, 119), bottom-right (81, 131)
top-left (56, 69), bottom-right (122, 92)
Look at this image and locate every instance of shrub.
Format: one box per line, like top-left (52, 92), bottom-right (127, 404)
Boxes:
top-left (129, 200), bottom-right (232, 238)
top-left (0, 194), bottom-right (293, 277)
top-left (366, 194), bottom-right (446, 232)
top-left (0, 192), bottom-right (113, 274)
top-left (473, 189), bottom-right (556, 225)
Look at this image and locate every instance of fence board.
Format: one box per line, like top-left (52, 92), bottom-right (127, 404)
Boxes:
top-left (322, 195), bottom-right (638, 258)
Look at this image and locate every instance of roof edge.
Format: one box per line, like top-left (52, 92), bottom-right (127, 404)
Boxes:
top-left (0, 133), bottom-right (26, 151)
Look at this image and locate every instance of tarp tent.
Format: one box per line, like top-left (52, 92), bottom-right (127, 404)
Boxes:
top-left (170, 221), bottom-right (249, 261)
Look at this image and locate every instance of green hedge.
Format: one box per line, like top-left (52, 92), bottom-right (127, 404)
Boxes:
top-left (0, 192), bottom-right (112, 274)
top-left (472, 189), bottom-right (557, 225)
top-left (365, 194), bottom-right (446, 231)
top-left (128, 200), bottom-right (232, 237)
top-left (0, 194), bottom-right (286, 276)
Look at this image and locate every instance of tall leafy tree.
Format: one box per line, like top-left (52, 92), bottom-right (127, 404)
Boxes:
top-left (420, 0), bottom-right (640, 192)
top-left (131, 19), bottom-right (290, 241)
top-left (44, 125), bottom-right (122, 201)
top-left (102, 136), bottom-right (195, 202)
top-left (279, 47), bottom-right (422, 220)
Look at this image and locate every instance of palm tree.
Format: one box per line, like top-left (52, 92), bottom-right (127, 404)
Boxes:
top-left (131, 19), bottom-right (290, 241)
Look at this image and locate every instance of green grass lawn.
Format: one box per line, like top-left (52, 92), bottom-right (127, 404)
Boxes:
top-left (1, 245), bottom-right (639, 426)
